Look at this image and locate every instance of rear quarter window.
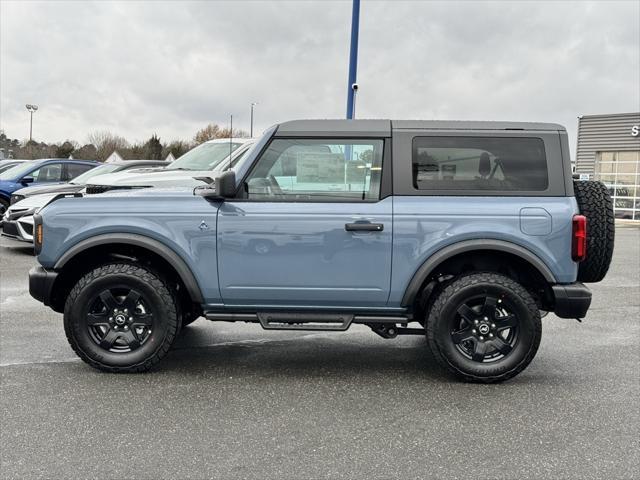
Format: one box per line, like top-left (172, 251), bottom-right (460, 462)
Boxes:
top-left (412, 136), bottom-right (548, 192)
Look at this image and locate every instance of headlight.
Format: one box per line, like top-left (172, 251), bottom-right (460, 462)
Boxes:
top-left (10, 194), bottom-right (25, 205)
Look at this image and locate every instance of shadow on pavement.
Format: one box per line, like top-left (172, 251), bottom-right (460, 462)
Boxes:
top-left (0, 243), bottom-right (35, 256)
top-left (152, 327), bottom-right (451, 382)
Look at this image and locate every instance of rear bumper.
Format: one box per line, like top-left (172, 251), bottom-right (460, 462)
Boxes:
top-left (552, 282), bottom-right (592, 319)
top-left (29, 266), bottom-right (58, 307)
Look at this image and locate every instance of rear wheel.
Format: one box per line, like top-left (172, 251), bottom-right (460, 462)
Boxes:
top-left (426, 272), bottom-right (541, 383)
top-left (64, 263), bottom-right (179, 372)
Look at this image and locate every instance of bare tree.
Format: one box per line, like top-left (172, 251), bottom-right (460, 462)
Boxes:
top-left (193, 124), bottom-right (247, 145)
top-left (87, 131), bottom-right (130, 161)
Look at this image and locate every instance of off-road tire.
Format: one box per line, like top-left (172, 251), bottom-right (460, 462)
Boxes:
top-left (573, 180), bottom-right (615, 283)
top-left (64, 263), bottom-right (179, 372)
top-left (426, 272), bottom-right (542, 383)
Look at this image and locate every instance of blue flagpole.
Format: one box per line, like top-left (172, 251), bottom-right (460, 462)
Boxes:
top-left (346, 0), bottom-right (360, 120)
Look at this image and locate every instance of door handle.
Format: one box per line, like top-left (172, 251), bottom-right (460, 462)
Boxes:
top-left (345, 222), bottom-right (384, 232)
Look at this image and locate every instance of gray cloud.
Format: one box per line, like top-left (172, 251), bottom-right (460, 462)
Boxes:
top-left (1, 0), bottom-right (638, 154)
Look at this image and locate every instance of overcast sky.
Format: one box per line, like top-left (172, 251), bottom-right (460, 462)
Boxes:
top-left (1, 0), bottom-right (638, 153)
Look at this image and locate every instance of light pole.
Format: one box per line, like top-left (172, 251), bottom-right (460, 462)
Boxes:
top-left (25, 104), bottom-right (38, 142)
top-left (346, 0), bottom-right (360, 119)
top-left (250, 102), bottom-right (257, 138)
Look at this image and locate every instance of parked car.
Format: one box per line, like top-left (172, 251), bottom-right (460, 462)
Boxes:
top-left (1, 160), bottom-right (168, 243)
top-left (83, 138), bottom-right (254, 194)
top-left (0, 160), bottom-right (27, 174)
top-left (28, 120), bottom-right (614, 382)
top-left (0, 158), bottom-right (99, 210)
top-left (9, 160), bottom-right (169, 204)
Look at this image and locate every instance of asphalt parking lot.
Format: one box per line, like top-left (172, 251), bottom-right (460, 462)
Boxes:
top-left (1, 227), bottom-right (639, 480)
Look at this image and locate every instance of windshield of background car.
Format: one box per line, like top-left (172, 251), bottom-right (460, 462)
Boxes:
top-left (0, 162), bottom-right (21, 174)
top-left (0, 161), bottom-right (38, 181)
top-left (70, 164), bottom-right (121, 184)
top-left (167, 142), bottom-right (242, 171)
top-left (212, 144), bottom-right (253, 172)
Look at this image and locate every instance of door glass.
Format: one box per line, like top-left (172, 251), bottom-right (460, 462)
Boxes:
top-left (28, 164), bottom-right (64, 182)
top-left (245, 139), bottom-right (384, 201)
top-left (66, 163), bottom-right (95, 181)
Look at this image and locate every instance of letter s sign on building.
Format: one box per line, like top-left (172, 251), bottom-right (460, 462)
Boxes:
top-left (632, 125), bottom-right (639, 137)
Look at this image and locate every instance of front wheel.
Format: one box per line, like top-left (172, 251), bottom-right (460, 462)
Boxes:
top-left (426, 272), bottom-right (542, 383)
top-left (64, 263), bottom-right (179, 372)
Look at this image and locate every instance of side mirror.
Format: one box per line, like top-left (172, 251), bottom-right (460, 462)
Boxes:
top-left (197, 170), bottom-right (236, 201)
top-left (215, 170), bottom-right (236, 198)
top-left (21, 176), bottom-right (35, 185)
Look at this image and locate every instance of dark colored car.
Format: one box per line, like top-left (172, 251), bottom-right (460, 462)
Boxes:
top-left (9, 160), bottom-right (169, 204)
top-left (0, 160), bottom-right (28, 174)
top-left (0, 158), bottom-right (99, 210)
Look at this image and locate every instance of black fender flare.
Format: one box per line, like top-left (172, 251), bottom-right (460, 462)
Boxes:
top-left (54, 233), bottom-right (204, 303)
top-left (401, 239), bottom-right (556, 307)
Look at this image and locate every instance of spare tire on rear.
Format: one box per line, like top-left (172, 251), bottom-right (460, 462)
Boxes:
top-left (573, 180), bottom-right (615, 283)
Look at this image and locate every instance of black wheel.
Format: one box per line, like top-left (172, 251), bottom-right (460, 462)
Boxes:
top-left (64, 263), bottom-right (179, 372)
top-left (426, 272), bottom-right (541, 383)
top-left (0, 197), bottom-right (8, 212)
top-left (573, 180), bottom-right (615, 283)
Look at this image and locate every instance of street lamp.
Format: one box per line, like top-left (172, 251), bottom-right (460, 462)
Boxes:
top-left (250, 102), bottom-right (257, 138)
top-left (25, 104), bottom-right (38, 142)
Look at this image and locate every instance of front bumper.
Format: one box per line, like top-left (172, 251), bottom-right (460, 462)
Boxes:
top-left (29, 266), bottom-right (59, 307)
top-left (552, 282), bottom-right (592, 319)
top-left (1, 218), bottom-right (34, 243)
top-left (1, 210), bottom-right (35, 243)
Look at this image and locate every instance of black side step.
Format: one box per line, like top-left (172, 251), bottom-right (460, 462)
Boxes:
top-left (258, 312), bottom-right (352, 331)
top-left (204, 312), bottom-right (410, 331)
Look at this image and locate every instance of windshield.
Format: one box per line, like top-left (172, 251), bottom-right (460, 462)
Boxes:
top-left (167, 142), bottom-right (242, 171)
top-left (0, 162), bottom-right (21, 174)
top-left (70, 163), bottom-right (121, 184)
top-left (0, 161), bottom-right (38, 181)
top-left (212, 143), bottom-right (253, 172)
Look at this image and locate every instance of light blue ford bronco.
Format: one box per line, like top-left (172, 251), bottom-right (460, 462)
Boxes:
top-left (29, 120), bottom-right (614, 382)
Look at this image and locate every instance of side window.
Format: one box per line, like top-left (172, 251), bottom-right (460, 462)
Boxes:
top-left (28, 163), bottom-right (64, 182)
top-left (412, 137), bottom-right (548, 192)
top-left (245, 139), bottom-right (384, 201)
top-left (65, 163), bottom-right (95, 180)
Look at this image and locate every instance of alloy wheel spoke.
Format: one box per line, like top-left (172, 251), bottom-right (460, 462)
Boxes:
top-left (490, 337), bottom-right (513, 355)
top-left (451, 327), bottom-right (474, 344)
top-left (495, 314), bottom-right (517, 330)
top-left (99, 329), bottom-right (119, 349)
top-left (482, 296), bottom-right (498, 316)
top-left (457, 304), bottom-right (477, 324)
top-left (132, 313), bottom-right (153, 327)
top-left (99, 290), bottom-right (120, 310)
top-left (123, 290), bottom-right (141, 312)
top-left (122, 331), bottom-right (140, 350)
top-left (471, 340), bottom-right (488, 362)
top-left (87, 313), bottom-right (109, 326)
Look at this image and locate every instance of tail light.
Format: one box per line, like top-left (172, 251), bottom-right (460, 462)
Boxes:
top-left (572, 215), bottom-right (587, 262)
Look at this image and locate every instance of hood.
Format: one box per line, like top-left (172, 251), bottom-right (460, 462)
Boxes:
top-left (87, 169), bottom-right (222, 189)
top-left (0, 179), bottom-right (18, 189)
top-left (7, 192), bottom-right (59, 212)
top-left (13, 183), bottom-right (84, 198)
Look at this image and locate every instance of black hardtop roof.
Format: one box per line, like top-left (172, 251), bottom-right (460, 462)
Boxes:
top-left (275, 119), bottom-right (566, 137)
